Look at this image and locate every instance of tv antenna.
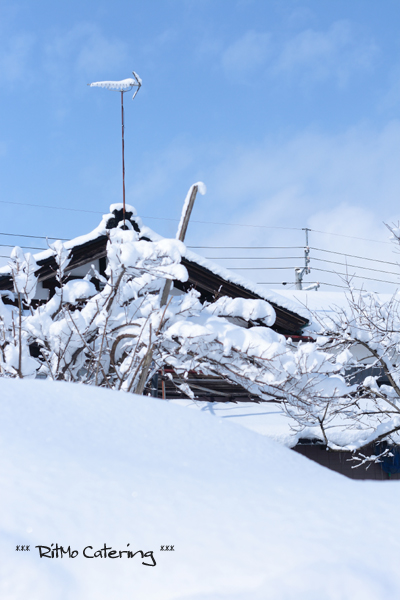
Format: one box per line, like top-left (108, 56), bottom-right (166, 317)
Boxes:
top-left (88, 71), bottom-right (142, 225)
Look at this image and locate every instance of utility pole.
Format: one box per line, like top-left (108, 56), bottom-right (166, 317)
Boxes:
top-left (295, 228), bottom-right (311, 290)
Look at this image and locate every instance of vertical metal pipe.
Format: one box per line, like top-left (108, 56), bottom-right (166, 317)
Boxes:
top-left (121, 90), bottom-right (126, 225)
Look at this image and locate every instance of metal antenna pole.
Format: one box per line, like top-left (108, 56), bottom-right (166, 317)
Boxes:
top-left (121, 90), bottom-right (126, 225)
top-left (88, 71), bottom-right (141, 227)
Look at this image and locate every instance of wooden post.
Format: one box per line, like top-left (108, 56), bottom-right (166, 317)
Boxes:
top-left (159, 184), bottom-right (199, 308)
top-left (134, 184), bottom-right (200, 395)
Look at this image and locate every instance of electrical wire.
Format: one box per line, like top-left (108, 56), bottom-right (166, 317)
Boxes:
top-left (188, 246), bottom-right (304, 249)
top-left (310, 229), bottom-right (392, 245)
top-left (231, 267), bottom-right (299, 270)
top-left (192, 246), bottom-right (399, 267)
top-left (0, 199), bottom-right (303, 230)
top-left (204, 256), bottom-right (304, 260)
top-left (0, 200), bottom-right (103, 215)
top-left (0, 198), bottom-right (392, 244)
top-left (0, 222), bottom-right (398, 288)
top-left (310, 246), bottom-right (399, 266)
top-left (0, 231), bottom-right (68, 241)
top-left (0, 243), bottom-right (47, 251)
top-left (201, 255), bottom-right (399, 276)
top-left (209, 255), bottom-right (400, 277)
top-left (310, 256), bottom-right (399, 277)
top-left (312, 267), bottom-right (398, 285)
top-left (256, 280), bottom-right (383, 291)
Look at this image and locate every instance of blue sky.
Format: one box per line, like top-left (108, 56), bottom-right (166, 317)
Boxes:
top-left (1, 0), bottom-right (400, 291)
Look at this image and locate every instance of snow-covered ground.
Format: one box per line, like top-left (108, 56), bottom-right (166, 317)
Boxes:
top-left (168, 397), bottom-right (399, 450)
top-left (2, 379), bottom-right (400, 599)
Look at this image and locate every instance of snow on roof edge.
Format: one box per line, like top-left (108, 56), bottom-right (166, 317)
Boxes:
top-left (0, 210), bottom-right (114, 277)
top-left (0, 205), bottom-right (309, 320)
top-left (139, 222), bottom-right (309, 320)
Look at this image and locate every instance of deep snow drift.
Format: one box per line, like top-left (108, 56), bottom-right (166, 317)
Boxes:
top-left (1, 379), bottom-right (400, 600)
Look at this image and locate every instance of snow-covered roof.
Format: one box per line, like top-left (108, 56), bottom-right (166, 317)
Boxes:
top-left (0, 207), bottom-right (119, 276)
top-left (0, 203), bottom-right (308, 327)
top-left (182, 249), bottom-right (310, 319)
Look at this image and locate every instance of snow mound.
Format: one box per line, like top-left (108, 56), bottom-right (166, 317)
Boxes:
top-left (62, 279), bottom-right (97, 303)
top-left (1, 379), bottom-right (400, 599)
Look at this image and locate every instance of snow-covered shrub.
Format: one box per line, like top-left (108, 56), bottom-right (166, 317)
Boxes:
top-left (0, 220), bottom-right (347, 410)
top-left (294, 223), bottom-right (400, 456)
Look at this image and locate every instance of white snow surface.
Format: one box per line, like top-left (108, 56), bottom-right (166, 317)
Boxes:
top-left (61, 279), bottom-right (97, 303)
top-left (182, 248), bottom-right (309, 319)
top-left (168, 397), bottom-right (400, 450)
top-left (2, 378), bottom-right (400, 599)
top-left (206, 295), bottom-right (275, 326)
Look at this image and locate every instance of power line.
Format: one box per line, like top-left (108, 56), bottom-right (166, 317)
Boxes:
top-left (0, 199), bottom-right (302, 230)
top-left (257, 280), bottom-right (384, 292)
top-left (0, 243), bottom-right (47, 251)
top-left (204, 256), bottom-right (304, 260)
top-left (192, 245), bottom-right (398, 267)
top-left (312, 267), bottom-right (398, 285)
top-left (188, 246), bottom-right (304, 249)
top-left (0, 200), bottom-right (103, 215)
top-left (0, 198), bottom-right (392, 244)
top-left (0, 231), bottom-right (68, 241)
top-left (310, 246), bottom-right (398, 266)
top-left (310, 256), bottom-right (399, 277)
top-left (310, 228), bottom-right (392, 245)
top-left (232, 266), bottom-right (300, 270)
top-left (0, 223), bottom-right (397, 287)
top-left (202, 254), bottom-right (399, 276)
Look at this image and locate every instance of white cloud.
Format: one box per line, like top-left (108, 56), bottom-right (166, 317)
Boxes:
top-left (205, 121), bottom-right (400, 222)
top-left (131, 120), bottom-right (400, 250)
top-left (221, 30), bottom-right (271, 77)
top-left (121, 119), bottom-right (400, 292)
top-left (168, 121), bottom-right (400, 293)
top-left (273, 20), bottom-right (378, 86)
top-left (43, 24), bottom-right (127, 91)
top-left (306, 204), bottom-right (397, 293)
top-left (220, 21), bottom-right (378, 87)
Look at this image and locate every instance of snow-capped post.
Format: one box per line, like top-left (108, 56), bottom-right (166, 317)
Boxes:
top-left (135, 182), bottom-right (206, 395)
top-left (88, 72), bottom-right (142, 225)
top-left (160, 182), bottom-right (206, 307)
